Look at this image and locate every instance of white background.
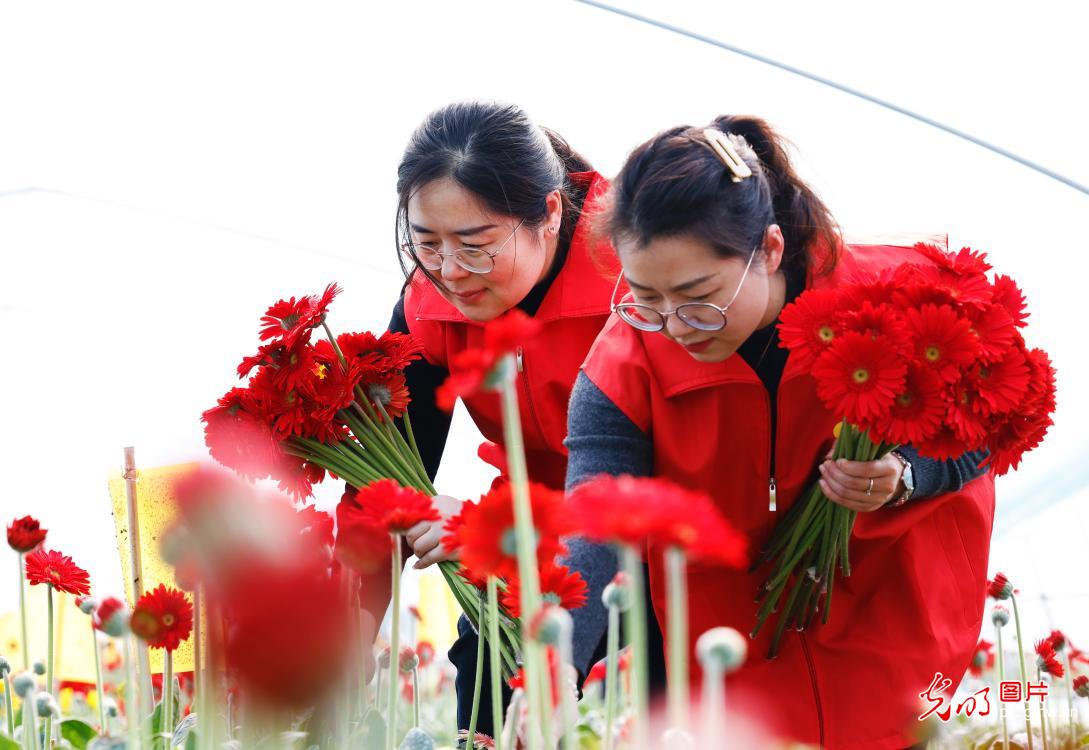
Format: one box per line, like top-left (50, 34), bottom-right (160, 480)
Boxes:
top-left (1, 0), bottom-right (1087, 654)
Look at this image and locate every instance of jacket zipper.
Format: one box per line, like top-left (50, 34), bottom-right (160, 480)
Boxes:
top-left (798, 633), bottom-right (826, 746)
top-left (514, 346), bottom-right (545, 445)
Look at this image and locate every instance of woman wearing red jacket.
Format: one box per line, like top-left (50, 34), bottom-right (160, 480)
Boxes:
top-left (351, 101), bottom-right (665, 743)
top-left (565, 116), bottom-right (994, 749)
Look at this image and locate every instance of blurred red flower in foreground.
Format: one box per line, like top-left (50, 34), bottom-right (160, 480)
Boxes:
top-left (436, 309), bottom-right (542, 411)
top-left (7, 516), bottom-right (47, 553)
top-left (347, 478), bottom-right (438, 535)
top-left (131, 584), bottom-right (193, 651)
top-left (25, 549), bottom-right (91, 595)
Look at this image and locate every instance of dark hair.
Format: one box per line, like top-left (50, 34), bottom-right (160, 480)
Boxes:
top-left (395, 101), bottom-right (593, 283)
top-left (603, 114), bottom-right (839, 278)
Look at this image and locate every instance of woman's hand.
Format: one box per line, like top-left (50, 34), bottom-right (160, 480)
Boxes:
top-left (818, 451), bottom-right (906, 512)
top-left (406, 494), bottom-right (464, 569)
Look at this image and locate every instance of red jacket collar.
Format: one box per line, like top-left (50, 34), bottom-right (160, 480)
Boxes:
top-left (410, 171), bottom-right (617, 325)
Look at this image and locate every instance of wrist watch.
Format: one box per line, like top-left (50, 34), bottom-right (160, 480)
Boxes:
top-left (886, 451), bottom-right (914, 507)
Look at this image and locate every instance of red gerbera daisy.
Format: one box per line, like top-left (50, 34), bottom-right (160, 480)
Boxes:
top-left (811, 332), bottom-right (906, 425)
top-left (968, 639), bottom-right (995, 677)
top-left (349, 479), bottom-right (438, 536)
top-left (502, 563), bottom-right (588, 618)
top-left (915, 243), bottom-right (993, 277)
top-left (986, 572), bottom-right (1013, 600)
top-left (1075, 675), bottom-right (1089, 698)
top-left (483, 309), bottom-right (542, 354)
top-left (967, 303), bottom-right (1017, 364)
top-left (443, 482), bottom-right (568, 580)
top-left (271, 454), bottom-right (327, 501)
top-left (874, 365), bottom-right (946, 446)
top-left (436, 349), bottom-right (498, 412)
top-left (25, 549), bottom-right (91, 595)
top-left (778, 288), bottom-right (843, 369)
top-left (7, 515), bottom-right (47, 553)
top-left (130, 584), bottom-right (193, 651)
top-left (334, 489), bottom-right (393, 575)
top-left (991, 274), bottom-right (1029, 329)
top-left (947, 379), bottom-right (990, 446)
top-left (258, 283), bottom-right (342, 350)
top-left (365, 371), bottom-right (412, 420)
top-left (835, 301), bottom-right (909, 344)
top-left (1035, 639), bottom-right (1064, 678)
top-left (202, 387), bottom-right (284, 479)
top-left (904, 304), bottom-right (980, 383)
top-left (972, 345), bottom-right (1031, 418)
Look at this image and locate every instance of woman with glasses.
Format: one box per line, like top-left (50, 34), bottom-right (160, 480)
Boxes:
top-left (565, 116), bottom-right (994, 750)
top-left (353, 100), bottom-right (666, 743)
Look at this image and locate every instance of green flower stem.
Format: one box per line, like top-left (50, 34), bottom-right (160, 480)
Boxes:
top-left (387, 534), bottom-right (403, 750)
top-left (371, 400), bottom-right (432, 490)
top-left (411, 667), bottom-right (420, 729)
top-left (162, 649), bottom-right (174, 748)
top-left (603, 604), bottom-right (620, 750)
top-left (17, 553), bottom-right (29, 671)
top-left (401, 410), bottom-right (425, 473)
top-left (665, 547), bottom-right (689, 730)
top-left (343, 409), bottom-right (418, 488)
top-left (487, 577), bottom-right (504, 750)
top-left (1012, 595), bottom-right (1035, 750)
top-left (769, 547), bottom-right (817, 658)
top-left (465, 594), bottom-right (486, 750)
top-left (44, 585), bottom-right (54, 750)
top-left (90, 620), bottom-right (106, 733)
top-left (375, 666), bottom-right (385, 715)
top-left (1037, 667), bottom-right (1049, 750)
top-left (3, 671), bottom-right (14, 738)
top-left (996, 624), bottom-right (1009, 750)
top-left (24, 686), bottom-right (38, 750)
top-left (621, 545), bottom-right (649, 750)
top-left (1063, 650), bottom-right (1076, 750)
top-left (438, 563), bottom-right (518, 677)
top-left (354, 399), bottom-right (422, 487)
top-left (498, 359), bottom-right (544, 750)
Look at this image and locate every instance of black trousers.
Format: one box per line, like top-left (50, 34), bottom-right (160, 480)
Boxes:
top-left (449, 560), bottom-right (667, 741)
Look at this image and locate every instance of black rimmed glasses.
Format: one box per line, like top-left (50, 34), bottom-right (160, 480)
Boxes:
top-left (402, 218), bottom-right (526, 275)
top-left (611, 244), bottom-right (760, 332)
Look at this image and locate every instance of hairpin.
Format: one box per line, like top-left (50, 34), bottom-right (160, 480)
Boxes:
top-left (701, 128), bottom-right (753, 183)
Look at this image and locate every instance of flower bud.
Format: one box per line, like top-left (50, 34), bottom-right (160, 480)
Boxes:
top-left (94, 597), bottom-right (130, 637)
top-left (32, 661), bottom-right (46, 676)
top-left (0, 656), bottom-right (10, 678)
top-left (1074, 675), bottom-right (1089, 698)
top-left (696, 627), bottom-right (747, 674)
top-left (398, 727), bottom-right (436, 750)
top-left (986, 572), bottom-right (1014, 601)
top-left (76, 596), bottom-right (99, 615)
top-left (398, 646), bottom-right (419, 674)
top-left (530, 605), bottom-right (572, 647)
top-left (602, 572), bottom-right (633, 612)
top-left (35, 691), bottom-right (60, 718)
top-left (378, 646), bottom-right (392, 670)
top-left (991, 606), bottom-right (1010, 627)
top-left (12, 672), bottom-right (36, 698)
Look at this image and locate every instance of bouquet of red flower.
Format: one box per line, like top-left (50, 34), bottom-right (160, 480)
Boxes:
top-left (202, 284), bottom-right (520, 672)
top-left (751, 244), bottom-right (1056, 656)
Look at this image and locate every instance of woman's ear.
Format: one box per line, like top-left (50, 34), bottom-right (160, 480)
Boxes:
top-left (544, 189), bottom-right (564, 235)
top-left (762, 224), bottom-right (785, 273)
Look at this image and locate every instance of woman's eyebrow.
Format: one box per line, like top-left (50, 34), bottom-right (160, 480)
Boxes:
top-left (410, 223), bottom-right (498, 236)
top-left (627, 274), bottom-right (716, 293)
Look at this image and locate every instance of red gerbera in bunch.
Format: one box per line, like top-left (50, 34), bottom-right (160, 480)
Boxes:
top-left (130, 584), bottom-right (193, 651)
top-left (777, 287), bottom-right (843, 369)
top-left (811, 331), bottom-right (908, 425)
top-left (875, 365), bottom-right (946, 446)
top-left (836, 300), bottom-right (908, 342)
top-left (436, 309), bottom-right (542, 412)
top-left (7, 515), bottom-right (47, 553)
top-left (259, 283), bottom-right (341, 350)
top-left (347, 478), bottom-right (438, 536)
top-left (968, 640), bottom-right (995, 677)
top-left (502, 563), bottom-right (588, 618)
top-left (1035, 639), bottom-right (1065, 678)
top-left (903, 303), bottom-right (980, 383)
top-left (201, 387), bottom-right (283, 480)
top-left (25, 549), bottom-right (91, 595)
top-left (443, 481), bottom-right (568, 580)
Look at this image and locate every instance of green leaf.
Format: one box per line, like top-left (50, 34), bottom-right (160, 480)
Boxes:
top-left (60, 718), bottom-right (98, 750)
top-left (0, 733), bottom-right (20, 750)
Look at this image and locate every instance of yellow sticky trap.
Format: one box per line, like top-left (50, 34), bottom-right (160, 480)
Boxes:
top-left (108, 462), bottom-right (199, 674)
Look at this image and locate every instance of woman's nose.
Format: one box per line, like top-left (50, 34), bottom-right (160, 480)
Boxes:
top-left (664, 312), bottom-right (690, 339)
top-left (440, 251), bottom-right (470, 281)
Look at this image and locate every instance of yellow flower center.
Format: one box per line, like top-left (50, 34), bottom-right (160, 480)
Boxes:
top-left (925, 345), bottom-right (941, 362)
top-left (818, 326), bottom-right (835, 343)
top-left (313, 363), bottom-right (327, 380)
top-left (852, 368), bottom-right (870, 385)
top-left (896, 393), bottom-right (913, 408)
top-left (162, 613), bottom-right (176, 627)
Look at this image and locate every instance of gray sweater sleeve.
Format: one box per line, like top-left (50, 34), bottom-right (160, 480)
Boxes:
top-left (562, 372), bottom-right (653, 678)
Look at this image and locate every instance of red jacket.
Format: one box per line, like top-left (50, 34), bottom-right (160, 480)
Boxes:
top-left (581, 235), bottom-right (995, 749)
top-left (404, 171), bottom-right (616, 490)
